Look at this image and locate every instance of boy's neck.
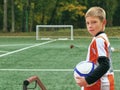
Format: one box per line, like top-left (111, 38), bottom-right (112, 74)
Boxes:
top-left (95, 31), bottom-right (104, 37)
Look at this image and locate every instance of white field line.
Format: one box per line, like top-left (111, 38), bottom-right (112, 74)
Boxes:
top-left (0, 40), bottom-right (56, 58)
top-left (0, 69), bottom-right (73, 72)
top-left (0, 69), bottom-right (119, 72)
top-left (114, 70), bottom-right (120, 72)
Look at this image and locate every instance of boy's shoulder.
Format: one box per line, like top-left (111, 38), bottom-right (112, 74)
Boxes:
top-left (95, 33), bottom-right (110, 45)
top-left (96, 33), bottom-right (108, 40)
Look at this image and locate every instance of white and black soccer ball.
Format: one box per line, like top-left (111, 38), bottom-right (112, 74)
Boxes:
top-left (74, 61), bottom-right (95, 78)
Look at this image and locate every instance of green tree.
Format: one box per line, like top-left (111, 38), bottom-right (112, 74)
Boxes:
top-left (0, 1), bottom-right (3, 30)
top-left (29, 1), bottom-right (35, 32)
top-left (113, 0), bottom-right (120, 26)
top-left (14, 0), bottom-right (30, 32)
top-left (105, 0), bottom-right (118, 26)
top-left (3, 0), bottom-right (7, 32)
top-left (1, 0), bottom-right (119, 32)
top-left (11, 0), bottom-right (15, 32)
top-left (57, 0), bottom-right (86, 27)
top-left (48, 0), bottom-right (60, 24)
top-left (61, 4), bottom-right (85, 24)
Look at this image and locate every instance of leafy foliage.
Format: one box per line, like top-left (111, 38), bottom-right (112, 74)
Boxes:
top-left (1, 0), bottom-right (120, 32)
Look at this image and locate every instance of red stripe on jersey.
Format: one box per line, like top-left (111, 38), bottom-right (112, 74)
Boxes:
top-left (84, 80), bottom-right (101, 90)
top-left (108, 74), bottom-right (115, 90)
top-left (103, 38), bottom-right (109, 57)
top-left (89, 39), bottom-right (98, 64)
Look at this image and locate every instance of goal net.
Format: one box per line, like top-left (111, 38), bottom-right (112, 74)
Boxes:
top-left (36, 25), bottom-right (73, 40)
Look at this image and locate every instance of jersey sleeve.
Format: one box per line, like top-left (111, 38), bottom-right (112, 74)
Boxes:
top-left (96, 38), bottom-right (107, 57)
top-left (85, 56), bottom-right (110, 84)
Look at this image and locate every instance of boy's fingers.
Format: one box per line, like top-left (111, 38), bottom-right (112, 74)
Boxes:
top-left (76, 76), bottom-right (84, 79)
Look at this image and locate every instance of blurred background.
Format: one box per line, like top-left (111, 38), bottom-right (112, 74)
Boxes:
top-left (1, 0), bottom-right (120, 33)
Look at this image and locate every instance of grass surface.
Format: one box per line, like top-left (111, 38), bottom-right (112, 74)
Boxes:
top-left (0, 37), bottom-right (120, 90)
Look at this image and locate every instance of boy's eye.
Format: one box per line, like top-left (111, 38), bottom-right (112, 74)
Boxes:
top-left (86, 21), bottom-right (97, 25)
top-left (92, 21), bottom-right (97, 24)
top-left (86, 22), bottom-right (89, 25)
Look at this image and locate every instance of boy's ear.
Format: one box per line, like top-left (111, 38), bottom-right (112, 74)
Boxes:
top-left (103, 19), bottom-right (107, 25)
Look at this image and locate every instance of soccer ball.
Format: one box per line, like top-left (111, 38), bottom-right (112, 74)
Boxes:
top-left (74, 61), bottom-right (95, 78)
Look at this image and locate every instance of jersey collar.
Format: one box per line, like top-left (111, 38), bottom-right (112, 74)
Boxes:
top-left (95, 31), bottom-right (105, 37)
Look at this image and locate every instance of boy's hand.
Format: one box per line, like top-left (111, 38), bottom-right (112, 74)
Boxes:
top-left (74, 76), bottom-right (88, 87)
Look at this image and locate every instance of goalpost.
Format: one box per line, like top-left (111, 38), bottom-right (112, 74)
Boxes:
top-left (36, 25), bottom-right (73, 40)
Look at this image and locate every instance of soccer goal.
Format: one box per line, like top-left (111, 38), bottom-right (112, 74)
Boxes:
top-left (36, 25), bottom-right (73, 40)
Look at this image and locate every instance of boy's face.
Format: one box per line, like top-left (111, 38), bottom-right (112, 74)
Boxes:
top-left (85, 16), bottom-right (106, 36)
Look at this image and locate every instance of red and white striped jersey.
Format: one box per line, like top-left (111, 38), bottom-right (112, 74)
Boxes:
top-left (84, 33), bottom-right (114, 90)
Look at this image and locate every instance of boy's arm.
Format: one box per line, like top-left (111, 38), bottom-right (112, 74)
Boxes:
top-left (85, 56), bottom-right (110, 85)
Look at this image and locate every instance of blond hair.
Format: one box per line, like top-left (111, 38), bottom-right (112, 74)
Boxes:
top-left (85, 7), bottom-right (106, 21)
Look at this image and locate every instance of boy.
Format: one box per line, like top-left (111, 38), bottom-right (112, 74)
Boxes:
top-left (74, 7), bottom-right (114, 90)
